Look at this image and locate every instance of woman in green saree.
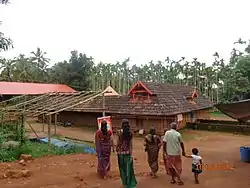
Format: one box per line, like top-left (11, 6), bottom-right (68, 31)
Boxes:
top-left (116, 119), bottom-right (137, 188)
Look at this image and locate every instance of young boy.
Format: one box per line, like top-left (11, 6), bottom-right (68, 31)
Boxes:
top-left (185, 148), bottom-right (203, 184)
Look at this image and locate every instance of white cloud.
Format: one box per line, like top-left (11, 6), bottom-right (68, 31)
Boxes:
top-left (0, 0), bottom-right (250, 66)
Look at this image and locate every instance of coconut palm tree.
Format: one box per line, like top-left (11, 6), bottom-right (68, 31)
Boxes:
top-left (30, 47), bottom-right (50, 81)
top-left (0, 58), bottom-right (14, 81)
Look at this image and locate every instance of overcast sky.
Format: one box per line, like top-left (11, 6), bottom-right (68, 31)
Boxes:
top-left (0, 0), bottom-right (249, 66)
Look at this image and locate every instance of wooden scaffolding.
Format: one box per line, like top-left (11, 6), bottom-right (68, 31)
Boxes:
top-left (0, 90), bottom-right (104, 146)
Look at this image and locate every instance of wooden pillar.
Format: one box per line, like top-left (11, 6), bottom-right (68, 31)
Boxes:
top-left (0, 113), bottom-right (3, 131)
top-left (48, 115), bottom-right (52, 147)
top-left (54, 113), bottom-right (58, 135)
top-left (42, 113), bottom-right (45, 132)
top-left (20, 113), bottom-right (24, 144)
top-left (160, 118), bottom-right (164, 135)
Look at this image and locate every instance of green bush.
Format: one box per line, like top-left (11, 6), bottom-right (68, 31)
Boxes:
top-left (0, 121), bottom-right (86, 162)
top-left (0, 141), bottom-right (85, 162)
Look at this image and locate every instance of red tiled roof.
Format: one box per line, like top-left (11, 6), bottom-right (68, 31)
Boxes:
top-left (68, 81), bottom-right (214, 116)
top-left (0, 82), bottom-right (76, 95)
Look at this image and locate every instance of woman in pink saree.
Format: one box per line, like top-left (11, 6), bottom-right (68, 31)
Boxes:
top-left (95, 120), bottom-right (114, 179)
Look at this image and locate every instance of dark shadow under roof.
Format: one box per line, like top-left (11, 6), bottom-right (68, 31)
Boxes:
top-left (215, 99), bottom-right (250, 121)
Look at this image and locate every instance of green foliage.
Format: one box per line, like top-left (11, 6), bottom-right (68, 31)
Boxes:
top-left (210, 111), bottom-right (229, 118)
top-left (0, 0), bottom-right (12, 52)
top-left (50, 51), bottom-right (94, 90)
top-left (0, 120), bottom-right (84, 162)
top-left (0, 0), bottom-right (9, 5)
top-left (1, 38), bottom-right (250, 103)
top-left (186, 122), bottom-right (250, 135)
top-left (0, 141), bottom-right (82, 162)
top-left (0, 32), bottom-right (13, 52)
top-left (235, 55), bottom-right (250, 84)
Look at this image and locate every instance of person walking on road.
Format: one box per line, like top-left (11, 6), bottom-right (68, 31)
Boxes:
top-left (144, 127), bottom-right (161, 178)
top-left (116, 119), bottom-right (137, 188)
top-left (163, 122), bottom-right (186, 185)
top-left (95, 120), bottom-right (114, 179)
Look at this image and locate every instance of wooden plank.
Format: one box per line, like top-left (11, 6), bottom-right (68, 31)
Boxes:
top-left (30, 91), bottom-right (96, 117)
top-left (48, 114), bottom-right (52, 146)
top-left (54, 113), bottom-right (57, 135)
top-left (42, 113), bottom-right (45, 132)
top-left (26, 120), bottom-right (40, 139)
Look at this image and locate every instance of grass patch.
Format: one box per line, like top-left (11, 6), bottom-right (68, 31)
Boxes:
top-left (0, 121), bottom-right (86, 163)
top-left (210, 111), bottom-right (228, 117)
top-left (0, 141), bottom-right (84, 162)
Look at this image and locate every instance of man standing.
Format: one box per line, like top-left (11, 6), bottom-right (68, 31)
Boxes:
top-left (163, 122), bottom-right (186, 185)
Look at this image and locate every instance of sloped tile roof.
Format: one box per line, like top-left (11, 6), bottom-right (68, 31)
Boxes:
top-left (67, 81), bottom-right (213, 116)
top-left (0, 82), bottom-right (76, 95)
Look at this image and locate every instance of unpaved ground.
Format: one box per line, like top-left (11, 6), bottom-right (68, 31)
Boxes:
top-left (1, 122), bottom-right (250, 188)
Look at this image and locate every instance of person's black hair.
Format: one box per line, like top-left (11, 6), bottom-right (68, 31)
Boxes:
top-left (192, 148), bottom-right (199, 155)
top-left (121, 119), bottom-right (132, 142)
top-left (101, 120), bottom-right (108, 135)
top-left (149, 127), bottom-right (156, 143)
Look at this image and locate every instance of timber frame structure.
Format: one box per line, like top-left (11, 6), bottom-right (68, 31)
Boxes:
top-left (0, 90), bottom-right (104, 146)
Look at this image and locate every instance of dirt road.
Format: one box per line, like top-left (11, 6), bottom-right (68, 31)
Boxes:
top-left (1, 123), bottom-right (250, 188)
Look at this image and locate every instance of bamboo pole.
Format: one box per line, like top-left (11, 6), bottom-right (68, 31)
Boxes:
top-left (24, 94), bottom-right (61, 111)
top-left (8, 93), bottom-right (50, 109)
top-left (0, 112), bottom-right (3, 132)
top-left (0, 95), bottom-right (23, 106)
top-left (48, 114), bottom-right (52, 147)
top-left (26, 120), bottom-right (40, 139)
top-left (27, 92), bottom-right (91, 117)
top-left (20, 113), bottom-right (24, 144)
top-left (15, 117), bottom-right (19, 140)
top-left (47, 91), bottom-right (103, 115)
top-left (33, 91), bottom-right (95, 116)
top-left (102, 92), bottom-right (105, 117)
top-left (54, 113), bottom-right (57, 135)
top-left (42, 113), bottom-right (45, 132)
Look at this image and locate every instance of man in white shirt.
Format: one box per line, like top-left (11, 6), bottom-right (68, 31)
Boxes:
top-left (163, 122), bottom-right (186, 185)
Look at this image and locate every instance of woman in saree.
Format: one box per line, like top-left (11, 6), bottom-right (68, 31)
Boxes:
top-left (116, 119), bottom-right (137, 188)
top-left (144, 127), bottom-right (161, 178)
top-left (95, 120), bottom-right (114, 179)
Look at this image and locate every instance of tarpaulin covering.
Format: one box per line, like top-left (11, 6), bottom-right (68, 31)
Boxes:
top-left (0, 81), bottom-right (76, 95)
top-left (215, 99), bottom-right (250, 121)
top-left (38, 137), bottom-right (96, 154)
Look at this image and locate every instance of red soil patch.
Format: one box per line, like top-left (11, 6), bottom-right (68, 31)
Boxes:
top-left (3, 124), bottom-right (248, 188)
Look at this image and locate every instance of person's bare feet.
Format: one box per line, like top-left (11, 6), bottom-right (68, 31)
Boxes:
top-left (171, 179), bottom-right (176, 184)
top-left (177, 181), bottom-right (184, 185)
top-left (195, 180), bottom-right (199, 184)
top-left (152, 173), bottom-right (157, 178)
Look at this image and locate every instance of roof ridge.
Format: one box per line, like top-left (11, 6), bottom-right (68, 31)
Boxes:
top-left (142, 81), bottom-right (195, 88)
top-left (0, 81), bottom-right (69, 86)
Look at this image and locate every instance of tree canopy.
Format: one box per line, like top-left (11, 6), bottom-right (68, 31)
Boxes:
top-left (0, 0), bottom-right (250, 103)
top-left (0, 0), bottom-right (13, 52)
top-left (0, 39), bottom-right (250, 103)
